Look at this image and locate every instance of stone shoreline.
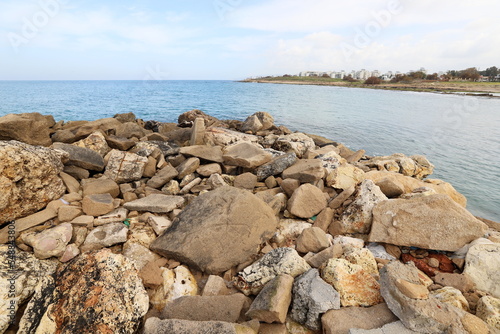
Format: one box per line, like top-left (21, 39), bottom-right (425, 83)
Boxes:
top-left (0, 110), bottom-right (499, 334)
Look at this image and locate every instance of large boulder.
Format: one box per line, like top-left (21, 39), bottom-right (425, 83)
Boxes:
top-left (24, 249), bottom-right (149, 333)
top-left (52, 142), bottom-right (105, 171)
top-left (150, 186), bottom-right (278, 274)
top-left (463, 243), bottom-right (500, 299)
top-left (368, 194), bottom-right (488, 252)
top-left (0, 112), bottom-right (54, 146)
top-left (0, 141), bottom-right (65, 223)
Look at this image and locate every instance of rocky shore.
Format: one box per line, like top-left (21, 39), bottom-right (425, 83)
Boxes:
top-left (0, 110), bottom-right (499, 334)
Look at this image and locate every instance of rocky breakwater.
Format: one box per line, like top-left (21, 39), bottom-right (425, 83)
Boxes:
top-left (0, 110), bottom-right (499, 334)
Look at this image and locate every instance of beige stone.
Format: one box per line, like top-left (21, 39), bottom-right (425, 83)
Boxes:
top-left (287, 184), bottom-right (327, 219)
top-left (82, 193), bottom-right (115, 216)
top-left (233, 172), bottom-right (258, 190)
top-left (328, 186), bottom-right (355, 209)
top-left (296, 227), bottom-right (330, 254)
top-left (58, 205), bottom-right (82, 222)
top-left (431, 286), bottom-right (469, 311)
top-left (190, 117), bottom-right (206, 145)
top-left (282, 159), bottom-right (325, 183)
top-left (196, 163), bottom-right (222, 177)
top-left (312, 207), bottom-right (334, 232)
top-left (82, 177), bottom-right (120, 198)
top-left (104, 149), bottom-right (148, 183)
top-left (461, 313), bottom-right (490, 334)
top-left (395, 279), bottom-right (429, 300)
top-left (325, 163), bottom-right (365, 190)
top-left (59, 172), bottom-right (81, 193)
top-left (180, 145), bottom-right (224, 163)
top-left (176, 157), bottom-right (200, 179)
top-left (223, 142), bottom-right (272, 168)
top-left (476, 296), bottom-right (500, 330)
top-left (306, 244), bottom-right (343, 268)
top-left (202, 275), bottom-right (230, 296)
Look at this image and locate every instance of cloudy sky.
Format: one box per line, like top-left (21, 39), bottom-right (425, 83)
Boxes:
top-left (1, 0), bottom-right (499, 80)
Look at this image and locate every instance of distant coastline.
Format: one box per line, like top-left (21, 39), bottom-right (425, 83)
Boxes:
top-left (241, 76), bottom-right (500, 97)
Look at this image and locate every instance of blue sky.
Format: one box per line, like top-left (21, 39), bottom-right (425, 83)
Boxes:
top-left (1, 0), bottom-right (499, 80)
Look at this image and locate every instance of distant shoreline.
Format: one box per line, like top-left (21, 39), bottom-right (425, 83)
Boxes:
top-left (241, 77), bottom-right (500, 98)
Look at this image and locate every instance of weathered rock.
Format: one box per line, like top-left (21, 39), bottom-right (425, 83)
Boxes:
top-left (236, 248), bottom-right (311, 296)
top-left (53, 142), bottom-right (105, 171)
top-left (115, 121), bottom-right (148, 139)
top-left (336, 180), bottom-right (387, 234)
top-left (0, 245), bottom-right (57, 333)
top-left (364, 171), bottom-right (467, 207)
top-left (59, 171), bottom-right (80, 193)
top-left (143, 318), bottom-right (255, 334)
top-left (369, 194), bottom-right (488, 252)
top-left (82, 193), bottom-right (115, 216)
top-left (329, 185), bottom-right (356, 210)
top-left (343, 247), bottom-right (379, 279)
top-left (432, 273), bottom-right (474, 293)
top-left (176, 157), bottom-right (200, 179)
top-left (73, 130), bottom-right (111, 157)
top-left (271, 219), bottom-right (312, 247)
top-left (255, 152), bottom-right (297, 181)
top-left (93, 207), bottom-right (128, 226)
top-left (124, 194), bottom-right (184, 213)
top-left (205, 127), bottom-right (259, 146)
top-left (287, 184), bottom-right (327, 219)
top-left (179, 145), bottom-right (223, 163)
top-left (380, 261), bottom-right (469, 333)
top-left (395, 279), bottom-right (429, 300)
top-left (106, 135), bottom-right (136, 151)
top-left (246, 274), bottom-right (293, 324)
top-left (197, 163), bottom-right (222, 177)
top-left (0, 141), bottom-right (65, 224)
top-left (233, 172), bottom-right (258, 190)
top-left (57, 205), bottom-right (82, 222)
top-left (431, 287), bottom-right (469, 311)
top-left (296, 227), bottom-right (330, 254)
top-left (321, 303), bottom-right (398, 334)
top-left (23, 223), bottom-right (73, 259)
top-left (123, 242), bottom-right (160, 270)
top-left (223, 142), bottom-right (272, 168)
top-left (150, 265), bottom-right (198, 311)
top-left (306, 244), bottom-right (343, 268)
top-left (114, 112), bottom-right (136, 123)
top-left (321, 258), bottom-right (382, 307)
top-left (104, 149), bottom-right (148, 183)
top-left (82, 177), bottom-right (120, 197)
top-left (17, 275), bottom-right (56, 334)
top-left (0, 112), bottom-right (54, 146)
top-left (59, 243), bottom-right (80, 263)
top-left (151, 186), bottom-right (278, 274)
top-left (52, 118), bottom-right (122, 143)
top-left (325, 163), bottom-right (365, 190)
top-left (463, 243), bottom-right (500, 298)
top-left (161, 293), bottom-right (251, 323)
top-left (291, 269), bottom-right (340, 330)
top-left (241, 112), bottom-right (274, 133)
top-left (375, 177), bottom-right (405, 198)
top-left (147, 165), bottom-right (179, 189)
top-left (82, 222), bottom-right (128, 249)
top-left (282, 159), bottom-right (325, 183)
top-left (178, 109), bottom-right (221, 126)
top-left (272, 133), bottom-right (315, 158)
top-left (190, 118), bottom-right (206, 145)
top-left (348, 321), bottom-right (418, 334)
top-left (476, 296), bottom-right (500, 330)
top-left (29, 249), bottom-right (148, 333)
top-left (147, 215), bottom-right (173, 235)
top-left (312, 207), bottom-right (334, 232)
top-left (63, 164), bottom-right (90, 180)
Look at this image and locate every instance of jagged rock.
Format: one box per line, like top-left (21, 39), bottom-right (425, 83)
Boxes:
top-left (73, 130), bottom-right (111, 157)
top-left (143, 318), bottom-right (255, 334)
top-left (52, 118), bottom-right (122, 143)
top-left (115, 121), bottom-right (148, 139)
top-left (178, 109), bottom-right (221, 126)
top-left (124, 194), bottom-right (185, 213)
top-left (202, 275), bottom-right (230, 296)
top-left (23, 223), bottom-right (73, 259)
top-left (255, 152), bottom-right (297, 181)
top-left (82, 222), bottom-right (128, 249)
top-left (476, 296), bottom-right (500, 330)
top-left (342, 247), bottom-right (379, 279)
top-left (296, 227), bottom-right (330, 253)
top-left (28, 249), bottom-right (148, 333)
top-left (362, 153), bottom-right (434, 179)
top-left (147, 216), bottom-right (173, 235)
top-left (0, 245), bottom-right (57, 333)
top-left (0, 141), bottom-right (65, 224)
top-left (282, 159), bottom-right (325, 183)
top-left (82, 193), bottom-right (115, 216)
top-left (271, 219), bottom-right (312, 247)
top-left (151, 187), bottom-right (278, 274)
top-left (335, 180), bottom-right (387, 234)
top-left (321, 258), bottom-right (382, 307)
top-left (0, 112), bottom-right (54, 146)
top-left (123, 242), bottom-right (161, 270)
top-left (58, 205), bottom-right (82, 222)
top-left (380, 261), bottom-right (470, 333)
top-left (290, 269), bottom-right (340, 330)
top-left (176, 157), bottom-right (200, 179)
top-left (17, 275), bottom-right (56, 333)
top-left (375, 177), bottom-right (405, 198)
top-left (223, 142), bottom-right (273, 168)
top-left (272, 133), bottom-right (315, 158)
top-left (82, 177), bottom-right (120, 197)
top-left (59, 171), bottom-right (80, 193)
top-left (197, 163), bottom-right (222, 177)
top-left (114, 112), bottom-right (136, 123)
top-left (190, 118), bottom-right (206, 145)
top-left (179, 145), bottom-right (224, 163)
top-left (147, 165), bottom-right (179, 189)
top-left (150, 265), bottom-right (198, 311)
top-left (329, 185), bottom-right (356, 209)
top-left (321, 303), bottom-right (398, 334)
top-left (325, 163), bottom-right (365, 190)
top-left (431, 287), bottom-right (469, 311)
top-left (246, 274), bottom-right (294, 324)
top-left (235, 248), bottom-right (311, 296)
top-left (104, 149), bottom-right (148, 183)
top-left (53, 142), bottom-right (105, 171)
top-left (106, 135), bottom-right (136, 151)
top-left (240, 112), bottom-right (274, 133)
top-left (287, 184), bottom-right (327, 219)
top-left (205, 127), bottom-right (259, 146)
top-left (463, 243), bottom-right (500, 298)
top-left (369, 194), bottom-right (488, 252)
top-left (161, 294), bottom-right (251, 323)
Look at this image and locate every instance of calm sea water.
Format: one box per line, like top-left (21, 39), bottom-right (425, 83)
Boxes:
top-left (0, 80), bottom-right (498, 221)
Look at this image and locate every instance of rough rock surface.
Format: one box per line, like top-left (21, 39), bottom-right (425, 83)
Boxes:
top-left (124, 194), bottom-right (185, 213)
top-left (0, 141), bottom-right (65, 223)
top-left (150, 265), bottom-right (198, 311)
top-left (143, 318), bottom-right (255, 334)
top-left (0, 112), bottom-right (54, 146)
top-left (73, 130), bottom-right (111, 157)
top-left (255, 152), bottom-right (297, 181)
top-left (272, 133), bottom-right (315, 158)
top-left (151, 186), bottom-right (278, 274)
top-left (179, 145), bottom-right (224, 163)
top-left (83, 222), bottom-right (128, 249)
top-left (325, 163), bottom-right (365, 190)
top-left (223, 142), bottom-right (272, 168)
top-left (282, 159), bottom-right (325, 183)
top-left (23, 223), bottom-right (73, 259)
top-left (26, 249), bottom-right (148, 334)
top-left (463, 243), bottom-right (500, 298)
top-left (104, 149), bottom-right (148, 183)
top-left (291, 269), bottom-right (340, 330)
top-left (236, 248), bottom-right (311, 296)
top-left (287, 184), bottom-right (328, 219)
top-left (369, 194), bottom-right (488, 251)
top-left (476, 296), bottom-right (500, 330)
top-left (53, 142), bottom-right (105, 171)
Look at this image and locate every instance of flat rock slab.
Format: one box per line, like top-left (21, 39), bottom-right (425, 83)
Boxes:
top-left (150, 186), bottom-right (278, 274)
top-left (368, 194), bottom-right (487, 252)
top-left (53, 142), bottom-right (105, 171)
top-left (124, 194), bottom-right (185, 213)
top-left (143, 318), bottom-right (254, 334)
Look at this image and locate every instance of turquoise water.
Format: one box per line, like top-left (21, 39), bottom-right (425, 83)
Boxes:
top-left (0, 80), bottom-right (498, 221)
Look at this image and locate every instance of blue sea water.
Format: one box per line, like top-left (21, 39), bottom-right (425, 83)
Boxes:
top-left (0, 80), bottom-right (498, 221)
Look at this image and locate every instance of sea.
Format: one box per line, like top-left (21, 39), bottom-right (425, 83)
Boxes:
top-left (0, 80), bottom-right (498, 222)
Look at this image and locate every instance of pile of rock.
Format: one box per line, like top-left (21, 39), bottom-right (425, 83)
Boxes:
top-left (0, 110), bottom-right (499, 334)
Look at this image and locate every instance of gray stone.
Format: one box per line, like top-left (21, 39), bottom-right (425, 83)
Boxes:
top-left (142, 318), bottom-right (255, 334)
top-left (83, 222), bottom-right (128, 249)
top-left (0, 141), bottom-right (66, 224)
top-left (255, 152), bottom-right (297, 181)
top-left (124, 194), bottom-right (185, 213)
top-left (150, 187), bottom-right (278, 274)
top-left (464, 243), bottom-right (500, 298)
top-left (147, 165), bottom-right (179, 189)
top-left (369, 194), bottom-right (488, 252)
top-left (53, 142), bottom-right (105, 171)
top-left (0, 112), bottom-right (54, 146)
top-left (223, 142), bottom-right (272, 168)
top-left (235, 248), bottom-right (311, 296)
top-left (104, 149), bottom-right (148, 183)
top-left (291, 269), bottom-right (340, 331)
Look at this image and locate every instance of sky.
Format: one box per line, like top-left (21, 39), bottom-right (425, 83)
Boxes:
top-left (1, 0), bottom-right (499, 80)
